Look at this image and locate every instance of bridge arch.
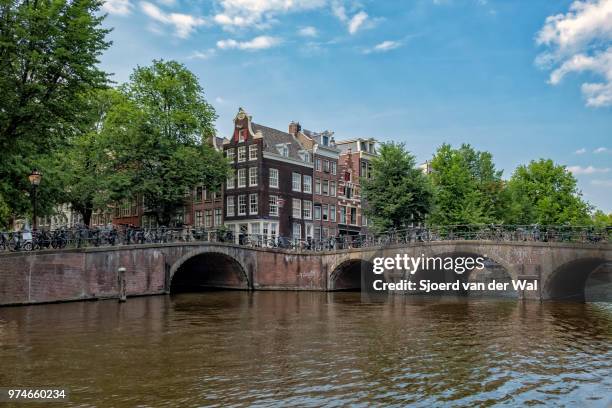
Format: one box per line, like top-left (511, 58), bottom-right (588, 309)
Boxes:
top-left (329, 258), bottom-right (373, 291)
top-left (544, 257), bottom-right (611, 301)
top-left (408, 250), bottom-right (516, 296)
top-left (169, 247), bottom-right (251, 293)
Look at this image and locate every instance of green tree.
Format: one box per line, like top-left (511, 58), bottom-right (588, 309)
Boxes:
top-left (505, 159), bottom-right (592, 225)
top-left (0, 0), bottom-right (110, 218)
top-left (591, 210), bottom-right (612, 227)
top-left (429, 143), bottom-right (506, 225)
top-left (102, 60), bottom-right (229, 225)
top-left (361, 142), bottom-right (432, 231)
top-left (53, 89), bottom-right (119, 226)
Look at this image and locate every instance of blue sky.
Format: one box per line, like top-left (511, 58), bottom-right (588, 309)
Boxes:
top-left (99, 0), bottom-right (612, 212)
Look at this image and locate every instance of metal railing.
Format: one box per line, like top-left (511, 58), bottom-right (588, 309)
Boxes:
top-left (0, 224), bottom-right (610, 253)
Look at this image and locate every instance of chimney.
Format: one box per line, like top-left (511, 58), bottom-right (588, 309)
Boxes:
top-left (289, 121), bottom-right (301, 135)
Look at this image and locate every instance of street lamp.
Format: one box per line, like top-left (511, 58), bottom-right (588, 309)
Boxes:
top-left (28, 169), bottom-right (42, 230)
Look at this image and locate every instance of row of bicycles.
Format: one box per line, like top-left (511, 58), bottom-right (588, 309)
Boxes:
top-left (0, 224), bottom-right (610, 252)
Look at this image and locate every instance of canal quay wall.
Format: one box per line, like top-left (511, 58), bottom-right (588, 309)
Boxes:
top-left (0, 241), bottom-right (611, 306)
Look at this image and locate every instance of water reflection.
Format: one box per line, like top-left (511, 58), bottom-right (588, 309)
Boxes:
top-left (0, 293), bottom-right (611, 407)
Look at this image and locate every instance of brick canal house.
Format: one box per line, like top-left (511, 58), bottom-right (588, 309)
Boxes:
top-left (295, 126), bottom-right (341, 241)
top-left (189, 136), bottom-right (225, 230)
top-left (222, 108), bottom-right (314, 243)
top-left (335, 138), bottom-right (377, 236)
top-left (109, 108), bottom-right (378, 241)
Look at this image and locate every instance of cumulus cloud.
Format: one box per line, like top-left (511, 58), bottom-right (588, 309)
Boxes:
top-left (567, 165), bottom-right (611, 175)
top-left (298, 26), bottom-right (318, 37)
top-left (141, 2), bottom-right (206, 38)
top-left (217, 35), bottom-right (282, 50)
top-left (536, 0), bottom-right (612, 107)
top-left (575, 148), bottom-right (587, 154)
top-left (213, 0), bottom-right (325, 29)
top-left (331, 1), bottom-right (373, 34)
top-left (103, 0), bottom-right (132, 15)
top-left (594, 147), bottom-right (610, 153)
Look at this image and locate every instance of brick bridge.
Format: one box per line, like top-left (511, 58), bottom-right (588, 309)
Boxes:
top-left (1, 241), bottom-right (611, 305)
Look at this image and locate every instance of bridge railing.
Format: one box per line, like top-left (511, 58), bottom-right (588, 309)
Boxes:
top-left (0, 224), bottom-right (609, 253)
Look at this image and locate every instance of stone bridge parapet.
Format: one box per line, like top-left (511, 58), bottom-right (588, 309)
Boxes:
top-left (0, 241), bottom-right (610, 305)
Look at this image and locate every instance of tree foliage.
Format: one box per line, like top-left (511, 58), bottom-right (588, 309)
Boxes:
top-left (0, 0), bottom-right (110, 221)
top-left (101, 60), bottom-right (229, 225)
top-left (361, 142), bottom-right (432, 231)
top-left (429, 143), bottom-right (506, 225)
top-left (505, 159), bottom-right (592, 225)
top-left (591, 210), bottom-right (612, 227)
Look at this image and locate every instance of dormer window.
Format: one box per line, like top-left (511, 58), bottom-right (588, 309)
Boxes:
top-left (276, 144), bottom-right (289, 157)
top-left (238, 129), bottom-right (246, 143)
top-left (298, 151), bottom-right (311, 163)
top-left (322, 135), bottom-right (329, 146)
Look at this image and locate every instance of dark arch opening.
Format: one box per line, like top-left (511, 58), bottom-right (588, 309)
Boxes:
top-left (547, 258), bottom-right (611, 302)
top-left (170, 253), bottom-right (249, 293)
top-left (330, 259), bottom-right (372, 291)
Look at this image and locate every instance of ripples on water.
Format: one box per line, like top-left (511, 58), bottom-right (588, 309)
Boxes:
top-left (0, 292), bottom-right (611, 407)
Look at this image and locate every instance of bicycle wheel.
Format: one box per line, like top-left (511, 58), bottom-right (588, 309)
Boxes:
top-left (23, 242), bottom-right (33, 251)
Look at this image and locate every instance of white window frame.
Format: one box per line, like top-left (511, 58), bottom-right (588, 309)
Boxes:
top-left (331, 161), bottom-right (337, 175)
top-left (292, 172), bottom-right (301, 192)
top-left (315, 158), bottom-right (322, 171)
top-left (238, 168), bottom-right (247, 188)
top-left (249, 144), bottom-right (258, 161)
top-left (330, 181), bottom-right (336, 197)
top-left (249, 193), bottom-right (258, 215)
top-left (314, 205), bottom-right (321, 220)
top-left (226, 148), bottom-right (235, 162)
top-left (330, 205), bottom-right (336, 222)
top-left (269, 195), bottom-right (279, 216)
top-left (226, 196), bottom-right (235, 217)
top-left (293, 222), bottom-right (302, 240)
top-left (292, 198), bottom-right (301, 219)
top-left (227, 170), bottom-right (235, 189)
top-left (315, 178), bottom-right (321, 195)
top-left (269, 168), bottom-right (279, 189)
top-left (238, 146), bottom-right (246, 163)
top-left (238, 195), bottom-right (247, 215)
top-left (303, 200), bottom-right (312, 220)
top-left (303, 175), bottom-right (312, 194)
top-left (249, 167), bottom-right (258, 187)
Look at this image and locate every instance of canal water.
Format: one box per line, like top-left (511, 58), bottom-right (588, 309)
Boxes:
top-left (0, 292), bottom-right (611, 407)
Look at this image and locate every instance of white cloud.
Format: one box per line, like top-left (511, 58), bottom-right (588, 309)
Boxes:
top-left (348, 11), bottom-right (368, 34)
top-left (298, 26), bottom-right (318, 37)
top-left (575, 148), bottom-right (587, 154)
top-left (536, 0), bottom-right (612, 107)
top-left (591, 179), bottom-right (612, 186)
top-left (103, 0), bottom-right (132, 15)
top-left (594, 147), bottom-right (610, 153)
top-left (189, 49), bottom-right (217, 59)
top-left (363, 40), bottom-right (402, 54)
top-left (141, 2), bottom-right (206, 38)
top-left (331, 1), bottom-right (375, 34)
top-left (217, 35), bottom-right (282, 50)
top-left (213, 0), bottom-right (325, 28)
top-left (567, 165), bottom-right (611, 175)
